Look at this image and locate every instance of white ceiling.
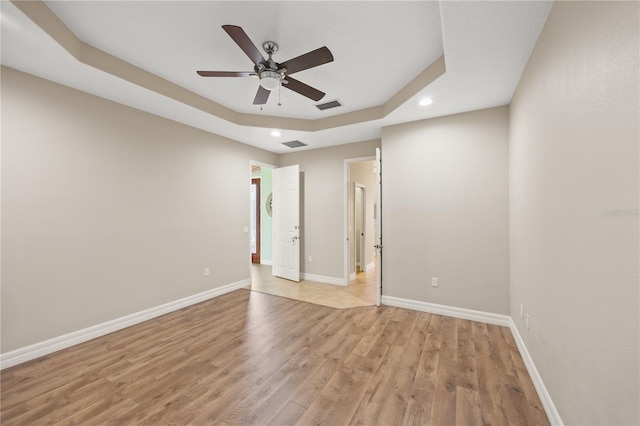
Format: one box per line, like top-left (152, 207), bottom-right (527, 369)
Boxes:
top-left (1, 1), bottom-right (553, 154)
top-left (45, 1), bottom-right (445, 119)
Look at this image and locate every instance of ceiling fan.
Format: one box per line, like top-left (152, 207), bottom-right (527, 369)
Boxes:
top-left (197, 25), bottom-right (334, 105)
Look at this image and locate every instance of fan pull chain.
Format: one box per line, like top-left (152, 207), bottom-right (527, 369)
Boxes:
top-left (278, 83), bottom-right (282, 107)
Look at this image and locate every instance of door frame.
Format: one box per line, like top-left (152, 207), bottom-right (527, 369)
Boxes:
top-left (343, 156), bottom-right (376, 286)
top-left (354, 183), bottom-right (366, 273)
top-left (250, 177), bottom-right (261, 264)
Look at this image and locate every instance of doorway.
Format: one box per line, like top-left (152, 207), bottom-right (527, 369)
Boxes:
top-left (249, 159), bottom-right (376, 309)
top-left (355, 184), bottom-right (366, 273)
top-left (249, 162), bottom-right (274, 268)
top-left (345, 158), bottom-right (379, 305)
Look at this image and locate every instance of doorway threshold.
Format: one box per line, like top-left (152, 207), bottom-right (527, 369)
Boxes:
top-left (251, 264), bottom-right (376, 309)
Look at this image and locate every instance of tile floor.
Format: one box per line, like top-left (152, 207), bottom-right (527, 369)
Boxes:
top-left (250, 264), bottom-right (377, 309)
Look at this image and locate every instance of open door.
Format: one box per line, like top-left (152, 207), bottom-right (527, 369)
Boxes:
top-left (374, 148), bottom-right (382, 306)
top-left (273, 164), bottom-right (300, 282)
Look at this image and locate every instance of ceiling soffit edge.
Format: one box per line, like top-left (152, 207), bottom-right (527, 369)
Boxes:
top-left (12, 0), bottom-right (446, 134)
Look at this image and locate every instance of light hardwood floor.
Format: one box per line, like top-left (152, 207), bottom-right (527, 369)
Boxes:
top-left (0, 289), bottom-right (548, 425)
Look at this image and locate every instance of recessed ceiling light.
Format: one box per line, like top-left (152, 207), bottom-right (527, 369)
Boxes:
top-left (419, 98), bottom-right (433, 107)
top-left (270, 130), bottom-right (281, 137)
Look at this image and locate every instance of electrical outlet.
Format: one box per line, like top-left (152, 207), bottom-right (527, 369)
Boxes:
top-left (204, 268), bottom-right (210, 277)
top-left (520, 304), bottom-right (524, 318)
top-left (526, 313), bottom-right (530, 329)
top-left (431, 277), bottom-right (438, 287)
top-left (308, 256), bottom-right (313, 262)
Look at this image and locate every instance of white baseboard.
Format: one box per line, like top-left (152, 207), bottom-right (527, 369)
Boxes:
top-left (260, 259), bottom-right (273, 266)
top-left (381, 295), bottom-right (511, 326)
top-left (349, 272), bottom-right (356, 282)
top-left (365, 262), bottom-right (375, 271)
top-left (509, 319), bottom-right (563, 425)
top-left (302, 273), bottom-right (346, 286)
top-left (0, 279), bottom-right (250, 370)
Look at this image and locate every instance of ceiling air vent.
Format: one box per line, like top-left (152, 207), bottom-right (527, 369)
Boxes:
top-left (282, 140), bottom-right (307, 149)
top-left (315, 99), bottom-right (343, 111)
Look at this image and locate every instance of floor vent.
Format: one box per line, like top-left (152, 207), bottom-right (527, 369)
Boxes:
top-left (315, 99), bottom-right (343, 111)
top-left (282, 140), bottom-right (307, 148)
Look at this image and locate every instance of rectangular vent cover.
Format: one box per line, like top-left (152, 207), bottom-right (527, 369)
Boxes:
top-left (315, 99), bottom-right (343, 111)
top-left (282, 140), bottom-right (307, 148)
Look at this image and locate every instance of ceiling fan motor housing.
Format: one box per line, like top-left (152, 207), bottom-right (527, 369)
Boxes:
top-left (257, 41), bottom-right (284, 91)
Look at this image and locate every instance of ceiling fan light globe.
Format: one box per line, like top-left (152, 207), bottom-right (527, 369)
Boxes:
top-left (259, 70), bottom-right (281, 91)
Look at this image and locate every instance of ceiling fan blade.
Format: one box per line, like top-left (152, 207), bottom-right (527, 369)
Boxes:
top-left (197, 71), bottom-right (255, 77)
top-left (222, 25), bottom-right (264, 66)
top-left (283, 77), bottom-right (325, 102)
top-left (278, 46), bottom-right (334, 75)
top-left (253, 85), bottom-right (271, 105)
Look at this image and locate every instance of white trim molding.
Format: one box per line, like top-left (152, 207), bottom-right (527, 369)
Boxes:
top-left (365, 261), bottom-right (375, 272)
top-left (0, 279), bottom-right (250, 370)
top-left (509, 319), bottom-right (564, 426)
top-left (381, 295), bottom-right (511, 327)
top-left (302, 273), bottom-right (347, 287)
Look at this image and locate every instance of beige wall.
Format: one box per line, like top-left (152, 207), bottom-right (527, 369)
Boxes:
top-left (509, 2), bottom-right (639, 424)
top-left (349, 161), bottom-right (377, 275)
top-left (381, 106), bottom-right (510, 314)
top-left (1, 67), bottom-right (278, 352)
top-left (279, 140), bottom-right (380, 280)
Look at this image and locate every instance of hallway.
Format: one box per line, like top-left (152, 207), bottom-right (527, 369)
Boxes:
top-left (250, 264), bottom-right (377, 309)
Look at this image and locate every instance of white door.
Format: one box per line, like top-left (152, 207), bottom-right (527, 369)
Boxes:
top-left (273, 164), bottom-right (300, 282)
top-left (375, 148), bottom-right (382, 306)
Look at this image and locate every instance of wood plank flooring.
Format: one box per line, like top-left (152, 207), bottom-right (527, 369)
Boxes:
top-left (1, 289), bottom-right (549, 425)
